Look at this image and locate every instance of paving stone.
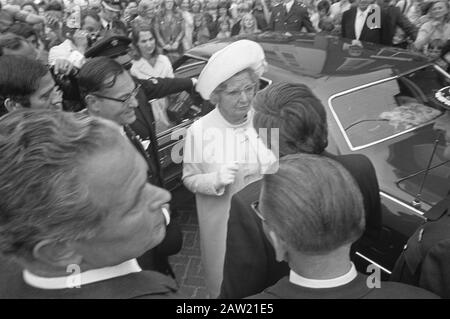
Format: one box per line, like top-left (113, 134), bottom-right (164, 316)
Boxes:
top-left (193, 287), bottom-right (210, 299)
top-left (184, 275), bottom-right (206, 287)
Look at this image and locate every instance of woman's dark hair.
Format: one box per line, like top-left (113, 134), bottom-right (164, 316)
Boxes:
top-left (21, 1), bottom-right (39, 13)
top-left (131, 25), bottom-right (159, 59)
top-left (7, 23), bottom-right (38, 41)
top-left (45, 1), bottom-right (63, 12)
top-left (317, 0), bottom-right (330, 13)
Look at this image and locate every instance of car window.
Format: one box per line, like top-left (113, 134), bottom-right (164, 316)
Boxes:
top-left (330, 65), bottom-right (449, 151)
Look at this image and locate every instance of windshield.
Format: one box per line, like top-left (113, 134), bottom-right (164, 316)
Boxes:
top-left (330, 65), bottom-right (450, 150)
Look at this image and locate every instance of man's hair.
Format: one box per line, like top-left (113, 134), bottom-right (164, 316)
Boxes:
top-left (21, 1), bottom-right (39, 13)
top-left (0, 110), bottom-right (121, 262)
top-left (260, 154), bottom-right (365, 255)
top-left (78, 57), bottom-right (125, 99)
top-left (0, 55), bottom-right (48, 114)
top-left (0, 33), bottom-right (29, 53)
top-left (317, 0), bottom-right (331, 12)
top-left (45, 1), bottom-right (63, 11)
top-left (81, 10), bottom-right (102, 25)
top-left (7, 23), bottom-right (38, 41)
top-left (253, 82), bottom-right (328, 156)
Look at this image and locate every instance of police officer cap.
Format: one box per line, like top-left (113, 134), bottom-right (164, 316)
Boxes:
top-left (85, 35), bottom-right (131, 59)
top-left (196, 40), bottom-right (267, 100)
top-left (102, 0), bottom-right (122, 12)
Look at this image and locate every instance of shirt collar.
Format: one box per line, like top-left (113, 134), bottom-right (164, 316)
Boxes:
top-left (23, 259), bottom-right (142, 290)
top-left (289, 262), bottom-right (357, 289)
top-left (357, 6), bottom-right (371, 15)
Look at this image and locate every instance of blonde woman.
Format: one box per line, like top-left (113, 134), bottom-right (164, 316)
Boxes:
top-left (239, 12), bottom-right (260, 34)
top-left (414, 0), bottom-right (450, 57)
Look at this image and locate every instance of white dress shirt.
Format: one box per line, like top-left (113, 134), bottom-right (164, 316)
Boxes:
top-left (354, 7), bottom-right (370, 40)
top-left (330, 0), bottom-right (351, 20)
top-left (23, 259), bottom-right (142, 290)
top-left (289, 262), bottom-right (358, 289)
top-left (284, 0), bottom-right (294, 13)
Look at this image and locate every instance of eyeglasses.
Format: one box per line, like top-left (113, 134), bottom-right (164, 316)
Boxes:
top-left (223, 84), bottom-right (256, 99)
top-left (251, 200), bottom-right (266, 222)
top-left (92, 84), bottom-right (141, 106)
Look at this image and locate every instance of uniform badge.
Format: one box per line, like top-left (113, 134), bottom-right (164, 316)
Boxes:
top-left (150, 78), bottom-right (158, 84)
top-left (111, 39), bottom-right (118, 47)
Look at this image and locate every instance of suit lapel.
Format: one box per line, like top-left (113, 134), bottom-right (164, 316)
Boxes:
top-left (347, 7), bottom-right (357, 39)
top-left (284, 3), bottom-right (295, 20)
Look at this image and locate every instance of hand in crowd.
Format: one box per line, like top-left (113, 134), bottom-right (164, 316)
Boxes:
top-left (72, 30), bottom-right (89, 53)
top-left (215, 162), bottom-right (239, 190)
top-left (53, 59), bottom-right (76, 76)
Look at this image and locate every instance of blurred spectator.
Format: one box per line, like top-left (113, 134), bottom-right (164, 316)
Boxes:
top-left (252, 0), bottom-right (270, 31)
top-left (80, 10), bottom-right (103, 46)
top-left (341, 0), bottom-right (386, 44)
top-left (179, 0), bottom-right (194, 51)
top-left (0, 2), bottom-right (45, 32)
top-left (239, 12), bottom-right (260, 34)
top-left (230, 1), bottom-right (250, 35)
top-left (311, 0), bottom-right (333, 31)
top-left (268, 0), bottom-right (315, 33)
top-left (48, 27), bottom-right (89, 68)
top-left (205, 1), bottom-right (219, 38)
top-left (414, 0), bottom-right (450, 57)
top-left (380, 0), bottom-right (417, 48)
top-left (329, 0), bottom-right (351, 20)
top-left (154, 0), bottom-right (185, 63)
top-left (99, 0), bottom-right (121, 29)
top-left (396, 0), bottom-right (423, 25)
top-left (131, 25), bottom-right (174, 129)
top-left (190, 0), bottom-right (202, 14)
top-left (123, 0), bottom-right (138, 24)
top-left (216, 16), bottom-right (231, 38)
top-left (132, 0), bottom-right (157, 29)
top-left (20, 1), bottom-right (39, 14)
top-left (0, 32), bottom-right (37, 59)
top-left (193, 13), bottom-right (210, 45)
top-left (0, 55), bottom-right (62, 115)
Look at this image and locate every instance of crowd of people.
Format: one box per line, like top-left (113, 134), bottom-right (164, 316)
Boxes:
top-left (1, 0), bottom-right (450, 300)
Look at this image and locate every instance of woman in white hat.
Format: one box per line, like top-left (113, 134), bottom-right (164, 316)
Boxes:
top-left (182, 40), bottom-right (276, 297)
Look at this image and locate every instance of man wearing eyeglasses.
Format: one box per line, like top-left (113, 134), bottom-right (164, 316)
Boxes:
top-left (78, 56), bottom-right (183, 277)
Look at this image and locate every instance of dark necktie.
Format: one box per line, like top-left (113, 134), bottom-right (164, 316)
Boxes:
top-left (124, 125), bottom-right (159, 185)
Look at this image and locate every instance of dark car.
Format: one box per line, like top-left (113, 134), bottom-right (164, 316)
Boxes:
top-left (155, 32), bottom-right (450, 277)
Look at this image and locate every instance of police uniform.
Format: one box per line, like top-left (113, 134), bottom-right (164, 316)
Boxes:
top-left (390, 195), bottom-right (450, 298)
top-left (268, 1), bottom-right (315, 33)
top-left (84, 35), bottom-right (195, 187)
top-left (84, 35), bottom-right (192, 277)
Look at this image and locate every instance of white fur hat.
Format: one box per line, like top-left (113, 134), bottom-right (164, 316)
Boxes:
top-left (196, 40), bottom-right (267, 100)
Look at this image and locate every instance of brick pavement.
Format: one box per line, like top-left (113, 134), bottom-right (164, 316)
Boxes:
top-left (170, 186), bottom-right (210, 299)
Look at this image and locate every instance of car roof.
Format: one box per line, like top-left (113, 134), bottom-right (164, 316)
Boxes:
top-left (185, 32), bottom-right (432, 96)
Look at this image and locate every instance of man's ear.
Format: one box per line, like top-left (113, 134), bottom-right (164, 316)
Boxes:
top-left (267, 230), bottom-right (288, 263)
top-left (33, 239), bottom-right (83, 269)
top-left (4, 98), bottom-right (23, 113)
top-left (84, 94), bottom-right (101, 115)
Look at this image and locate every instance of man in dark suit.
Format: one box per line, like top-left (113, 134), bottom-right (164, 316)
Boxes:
top-left (78, 56), bottom-right (184, 277)
top-left (268, 0), bottom-right (315, 33)
top-left (341, 0), bottom-right (387, 44)
top-left (220, 82), bottom-right (382, 299)
top-left (84, 35), bottom-right (196, 188)
top-left (379, 0), bottom-right (417, 47)
top-left (390, 108), bottom-right (450, 298)
top-left (0, 110), bottom-right (182, 298)
top-left (247, 153), bottom-right (437, 299)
